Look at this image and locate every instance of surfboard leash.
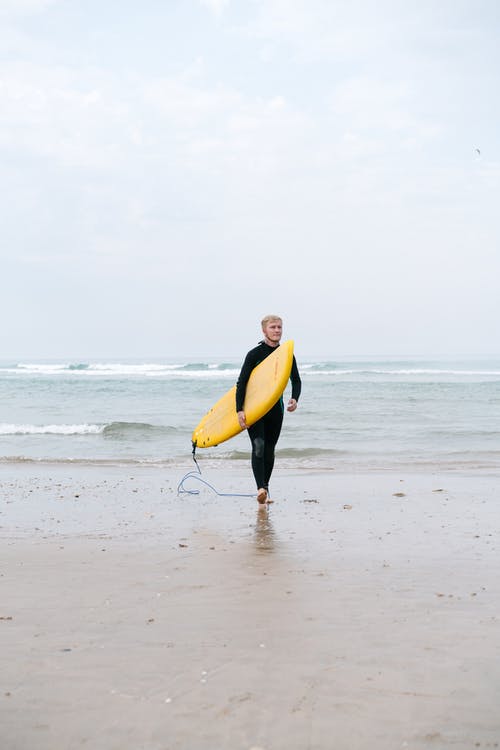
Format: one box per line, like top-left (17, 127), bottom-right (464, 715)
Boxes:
top-left (176, 442), bottom-right (255, 498)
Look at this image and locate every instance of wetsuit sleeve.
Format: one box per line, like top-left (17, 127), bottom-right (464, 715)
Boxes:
top-left (290, 355), bottom-right (302, 402)
top-left (235, 350), bottom-right (258, 412)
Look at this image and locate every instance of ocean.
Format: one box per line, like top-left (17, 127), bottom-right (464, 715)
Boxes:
top-left (1, 355), bottom-right (500, 473)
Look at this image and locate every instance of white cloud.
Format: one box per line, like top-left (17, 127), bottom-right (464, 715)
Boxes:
top-left (0, 0), bottom-right (59, 17)
top-left (199, 0), bottom-right (230, 17)
top-left (1, 0), bottom-right (499, 356)
top-left (328, 76), bottom-right (443, 161)
top-left (248, 0), bottom-right (399, 63)
top-left (0, 61), bottom-right (136, 168)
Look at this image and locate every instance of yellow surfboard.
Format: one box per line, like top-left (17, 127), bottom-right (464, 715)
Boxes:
top-left (192, 340), bottom-right (294, 448)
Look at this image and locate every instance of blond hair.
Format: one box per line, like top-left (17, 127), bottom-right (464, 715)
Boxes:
top-left (261, 314), bottom-right (282, 329)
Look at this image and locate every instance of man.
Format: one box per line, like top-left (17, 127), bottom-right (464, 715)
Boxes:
top-left (236, 315), bottom-right (301, 504)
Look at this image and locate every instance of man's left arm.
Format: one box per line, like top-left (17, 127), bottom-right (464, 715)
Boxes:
top-left (287, 355), bottom-right (301, 412)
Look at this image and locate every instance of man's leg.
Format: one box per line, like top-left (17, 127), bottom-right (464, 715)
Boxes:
top-left (248, 419), bottom-right (266, 491)
top-left (263, 402), bottom-right (284, 490)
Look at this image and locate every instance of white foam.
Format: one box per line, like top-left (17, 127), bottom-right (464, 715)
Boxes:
top-left (0, 423), bottom-right (104, 435)
top-left (303, 368), bottom-right (500, 377)
top-left (6, 363), bottom-right (240, 378)
top-left (4, 361), bottom-right (500, 380)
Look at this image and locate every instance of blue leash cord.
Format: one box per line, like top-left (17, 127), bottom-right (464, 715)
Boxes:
top-left (177, 443), bottom-right (256, 498)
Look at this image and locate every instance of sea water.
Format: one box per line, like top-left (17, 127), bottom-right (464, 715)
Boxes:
top-left (1, 356), bottom-right (500, 472)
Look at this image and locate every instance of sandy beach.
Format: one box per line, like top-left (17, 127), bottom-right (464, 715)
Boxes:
top-left (1, 463), bottom-right (499, 750)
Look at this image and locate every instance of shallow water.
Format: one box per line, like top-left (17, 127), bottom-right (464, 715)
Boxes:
top-left (1, 355), bottom-right (500, 471)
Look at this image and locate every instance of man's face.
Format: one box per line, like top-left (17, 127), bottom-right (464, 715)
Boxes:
top-left (262, 319), bottom-right (282, 345)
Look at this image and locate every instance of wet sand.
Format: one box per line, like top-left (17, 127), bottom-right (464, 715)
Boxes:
top-left (1, 464), bottom-right (499, 750)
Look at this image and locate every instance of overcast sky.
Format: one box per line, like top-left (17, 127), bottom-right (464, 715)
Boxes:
top-left (1, 0), bottom-right (499, 359)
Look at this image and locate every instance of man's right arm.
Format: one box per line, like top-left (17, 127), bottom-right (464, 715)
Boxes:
top-left (236, 348), bottom-right (259, 427)
top-left (235, 351), bottom-right (255, 411)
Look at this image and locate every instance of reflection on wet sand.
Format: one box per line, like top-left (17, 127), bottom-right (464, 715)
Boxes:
top-left (254, 506), bottom-right (276, 553)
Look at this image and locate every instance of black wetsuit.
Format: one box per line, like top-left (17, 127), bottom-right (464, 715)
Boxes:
top-left (236, 341), bottom-right (301, 491)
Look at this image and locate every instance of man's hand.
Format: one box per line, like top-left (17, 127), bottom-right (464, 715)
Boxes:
top-left (237, 410), bottom-right (248, 429)
top-left (287, 398), bottom-right (298, 413)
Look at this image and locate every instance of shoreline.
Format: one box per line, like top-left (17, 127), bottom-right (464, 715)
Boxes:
top-left (1, 464), bottom-right (499, 749)
top-left (2, 453), bottom-right (500, 474)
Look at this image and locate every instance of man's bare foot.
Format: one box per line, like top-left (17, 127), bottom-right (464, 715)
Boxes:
top-left (266, 495), bottom-right (274, 504)
top-left (257, 488), bottom-right (268, 504)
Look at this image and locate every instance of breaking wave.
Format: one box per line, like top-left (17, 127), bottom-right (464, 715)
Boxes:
top-left (0, 422), bottom-right (177, 437)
